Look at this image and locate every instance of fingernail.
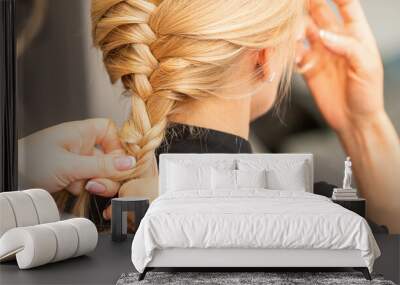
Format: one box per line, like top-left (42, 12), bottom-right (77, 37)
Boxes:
top-left (85, 181), bottom-right (106, 194)
top-left (114, 156), bottom-right (136, 171)
top-left (319, 30), bottom-right (338, 43)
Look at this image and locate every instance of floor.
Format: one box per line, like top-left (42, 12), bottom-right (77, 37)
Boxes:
top-left (0, 234), bottom-right (398, 285)
top-left (0, 234), bottom-right (133, 285)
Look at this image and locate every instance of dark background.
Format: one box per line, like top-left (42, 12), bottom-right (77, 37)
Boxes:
top-left (16, 0), bottom-right (89, 136)
top-left (1, 0), bottom-right (17, 192)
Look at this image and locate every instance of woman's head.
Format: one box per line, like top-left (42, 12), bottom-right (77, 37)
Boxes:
top-left (92, 0), bottom-right (305, 180)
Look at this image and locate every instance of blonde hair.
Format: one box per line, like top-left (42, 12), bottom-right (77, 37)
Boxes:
top-left (62, 0), bottom-right (305, 218)
top-left (92, 0), bottom-right (304, 181)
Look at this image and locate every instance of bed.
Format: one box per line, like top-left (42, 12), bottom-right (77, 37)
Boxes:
top-left (131, 154), bottom-right (380, 281)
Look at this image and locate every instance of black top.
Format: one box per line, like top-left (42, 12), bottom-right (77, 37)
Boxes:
top-left (155, 123), bottom-right (252, 161)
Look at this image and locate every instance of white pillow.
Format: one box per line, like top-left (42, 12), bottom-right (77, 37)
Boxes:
top-left (238, 159), bottom-right (308, 192)
top-left (212, 168), bottom-right (237, 190)
top-left (236, 169), bottom-right (268, 189)
top-left (167, 162), bottom-right (212, 191)
top-left (267, 165), bottom-right (306, 191)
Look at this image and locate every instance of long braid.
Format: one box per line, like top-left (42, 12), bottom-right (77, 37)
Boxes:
top-left (56, 0), bottom-right (174, 220)
top-left (93, 0), bottom-right (174, 180)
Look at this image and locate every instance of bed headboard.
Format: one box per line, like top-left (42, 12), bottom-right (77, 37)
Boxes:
top-left (159, 153), bottom-right (314, 195)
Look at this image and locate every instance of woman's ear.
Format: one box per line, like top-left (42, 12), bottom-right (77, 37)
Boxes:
top-left (256, 49), bottom-right (270, 80)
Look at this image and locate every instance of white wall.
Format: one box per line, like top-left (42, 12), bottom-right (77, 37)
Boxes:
top-left (359, 0), bottom-right (400, 61)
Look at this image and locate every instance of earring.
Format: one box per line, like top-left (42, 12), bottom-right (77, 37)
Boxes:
top-left (267, 71), bottom-right (276, 83)
top-left (256, 63), bottom-right (276, 83)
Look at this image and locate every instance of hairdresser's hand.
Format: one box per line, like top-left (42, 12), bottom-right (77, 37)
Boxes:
top-left (102, 176), bottom-right (159, 220)
top-left (297, 0), bottom-right (385, 133)
top-left (102, 157), bottom-right (159, 220)
top-left (18, 119), bottom-right (135, 197)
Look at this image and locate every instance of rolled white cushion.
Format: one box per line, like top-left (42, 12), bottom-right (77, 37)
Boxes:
top-left (0, 191), bottom-right (39, 227)
top-left (0, 218), bottom-right (97, 269)
top-left (0, 226), bottom-right (57, 269)
top-left (42, 222), bottom-right (79, 262)
top-left (0, 196), bottom-right (17, 237)
top-left (24, 189), bottom-right (59, 224)
top-left (65, 218), bottom-right (98, 257)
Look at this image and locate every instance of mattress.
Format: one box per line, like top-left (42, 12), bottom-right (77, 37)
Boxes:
top-left (131, 190), bottom-right (380, 273)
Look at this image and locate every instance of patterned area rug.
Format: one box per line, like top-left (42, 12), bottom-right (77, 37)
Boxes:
top-left (117, 272), bottom-right (396, 285)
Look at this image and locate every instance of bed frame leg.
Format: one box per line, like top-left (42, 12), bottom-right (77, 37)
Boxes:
top-left (354, 267), bottom-right (371, 280)
top-left (138, 268), bottom-right (148, 281)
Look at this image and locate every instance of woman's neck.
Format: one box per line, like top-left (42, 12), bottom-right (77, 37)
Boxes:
top-left (169, 96), bottom-right (251, 140)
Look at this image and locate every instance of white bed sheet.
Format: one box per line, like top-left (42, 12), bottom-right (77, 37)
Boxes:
top-left (131, 190), bottom-right (380, 273)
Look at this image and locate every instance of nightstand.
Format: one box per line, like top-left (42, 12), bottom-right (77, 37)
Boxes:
top-left (331, 198), bottom-right (366, 217)
top-left (111, 197), bottom-right (149, 242)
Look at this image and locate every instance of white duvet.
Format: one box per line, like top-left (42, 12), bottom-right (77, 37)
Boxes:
top-left (131, 190), bottom-right (380, 273)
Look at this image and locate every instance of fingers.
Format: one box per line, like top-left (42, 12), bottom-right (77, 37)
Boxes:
top-left (103, 205), bottom-right (112, 221)
top-left (296, 51), bottom-right (319, 78)
top-left (306, 1), bottom-right (377, 75)
top-left (332, 0), bottom-right (367, 26)
top-left (90, 118), bottom-right (124, 154)
top-left (300, 14), bottom-right (363, 74)
top-left (118, 177), bottom-right (159, 201)
top-left (309, 0), bottom-right (340, 31)
top-left (319, 29), bottom-right (363, 70)
top-left (85, 178), bottom-right (121, 198)
top-left (62, 118), bottom-right (125, 155)
top-left (66, 180), bottom-right (86, 196)
top-left (102, 204), bottom-right (136, 230)
top-left (295, 18), bottom-right (321, 78)
top-left (304, 17), bottom-right (321, 46)
top-left (102, 176), bottom-right (159, 220)
top-left (312, 0), bottom-right (375, 44)
top-left (331, 0), bottom-right (376, 46)
top-left (67, 153), bottom-right (136, 181)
